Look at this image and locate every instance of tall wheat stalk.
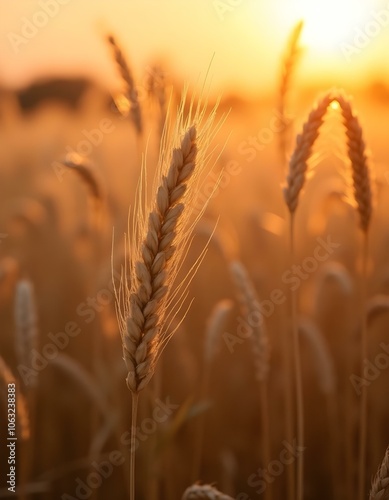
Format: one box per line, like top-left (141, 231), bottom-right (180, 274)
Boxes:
top-left (336, 93), bottom-right (372, 500)
top-left (278, 20), bottom-right (304, 168)
top-left (106, 34), bottom-right (143, 137)
top-left (114, 96), bottom-right (221, 500)
top-left (284, 92), bottom-right (333, 500)
top-left (284, 89), bottom-right (372, 499)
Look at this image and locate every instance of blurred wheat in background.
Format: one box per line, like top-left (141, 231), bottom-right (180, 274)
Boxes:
top-left (1, 1), bottom-right (389, 500)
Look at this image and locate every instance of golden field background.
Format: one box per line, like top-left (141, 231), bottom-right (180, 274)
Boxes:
top-left (1, 1), bottom-right (389, 499)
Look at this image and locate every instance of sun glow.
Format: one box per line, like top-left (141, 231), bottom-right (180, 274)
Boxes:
top-left (290, 0), bottom-right (367, 52)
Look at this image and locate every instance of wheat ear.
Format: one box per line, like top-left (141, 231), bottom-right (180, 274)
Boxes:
top-left (124, 126), bottom-right (197, 500)
top-left (107, 34), bottom-right (142, 135)
top-left (284, 91), bottom-right (334, 500)
top-left (229, 261), bottom-right (269, 382)
top-left (283, 92), bottom-right (334, 213)
top-left (336, 92), bottom-right (372, 500)
top-left (120, 125), bottom-right (197, 394)
top-left (182, 484), bottom-right (234, 500)
top-left (336, 93), bottom-right (372, 233)
top-left (278, 20), bottom-right (304, 164)
top-left (62, 155), bottom-right (103, 202)
top-left (370, 446), bottom-right (389, 499)
top-left (115, 95), bottom-right (221, 500)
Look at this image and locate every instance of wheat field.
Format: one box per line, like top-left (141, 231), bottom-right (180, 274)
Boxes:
top-left (1, 3), bottom-right (389, 500)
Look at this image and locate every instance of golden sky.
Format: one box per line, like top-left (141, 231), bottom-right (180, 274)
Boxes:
top-left (0, 0), bottom-right (388, 96)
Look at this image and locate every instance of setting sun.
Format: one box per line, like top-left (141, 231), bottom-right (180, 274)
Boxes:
top-left (290, 0), bottom-right (367, 51)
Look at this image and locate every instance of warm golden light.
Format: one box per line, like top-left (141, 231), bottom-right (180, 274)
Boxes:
top-left (292, 0), bottom-right (366, 52)
top-left (330, 101), bottom-right (340, 110)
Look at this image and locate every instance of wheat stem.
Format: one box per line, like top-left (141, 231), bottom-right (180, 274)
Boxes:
top-left (289, 214), bottom-right (304, 500)
top-left (129, 393), bottom-right (139, 500)
top-left (358, 234), bottom-right (369, 500)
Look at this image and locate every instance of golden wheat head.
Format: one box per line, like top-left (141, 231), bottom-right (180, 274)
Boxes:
top-left (115, 95), bottom-right (222, 394)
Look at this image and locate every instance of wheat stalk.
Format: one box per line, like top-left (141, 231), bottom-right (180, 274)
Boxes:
top-left (62, 154), bottom-right (103, 202)
top-left (278, 20), bottom-right (304, 165)
top-left (115, 95), bottom-right (221, 500)
top-left (283, 89), bottom-right (374, 500)
top-left (147, 63), bottom-right (167, 139)
top-left (182, 484), bottom-right (234, 500)
top-left (335, 92), bottom-right (372, 500)
top-left (107, 34), bottom-right (142, 135)
top-left (370, 446), bottom-right (389, 500)
top-left (283, 91), bottom-right (334, 213)
top-left (120, 125), bottom-right (197, 393)
top-left (229, 261), bottom-right (269, 382)
top-left (283, 92), bottom-right (334, 500)
top-left (336, 93), bottom-right (372, 233)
